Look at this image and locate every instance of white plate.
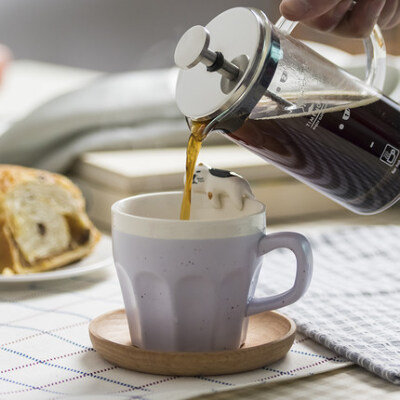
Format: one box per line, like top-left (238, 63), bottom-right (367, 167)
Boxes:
top-left (0, 236), bottom-right (113, 283)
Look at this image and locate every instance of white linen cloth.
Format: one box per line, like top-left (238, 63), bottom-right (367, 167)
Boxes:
top-left (0, 68), bottom-right (207, 173)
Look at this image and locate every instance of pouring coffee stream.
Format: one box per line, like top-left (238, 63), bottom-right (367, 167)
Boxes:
top-left (180, 121), bottom-right (208, 220)
top-left (177, 7), bottom-right (400, 217)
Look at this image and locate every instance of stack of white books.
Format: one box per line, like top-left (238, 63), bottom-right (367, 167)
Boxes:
top-left (71, 144), bottom-right (345, 231)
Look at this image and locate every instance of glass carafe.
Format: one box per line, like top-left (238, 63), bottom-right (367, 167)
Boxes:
top-left (174, 7), bottom-right (400, 214)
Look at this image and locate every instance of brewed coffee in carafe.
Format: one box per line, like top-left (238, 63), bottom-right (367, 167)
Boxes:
top-left (175, 7), bottom-right (400, 214)
top-left (229, 94), bottom-right (400, 214)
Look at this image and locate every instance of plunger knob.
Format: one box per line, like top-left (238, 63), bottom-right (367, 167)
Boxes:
top-left (174, 25), bottom-right (240, 81)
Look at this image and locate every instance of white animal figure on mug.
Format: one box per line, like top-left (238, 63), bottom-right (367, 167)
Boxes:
top-left (191, 163), bottom-right (255, 210)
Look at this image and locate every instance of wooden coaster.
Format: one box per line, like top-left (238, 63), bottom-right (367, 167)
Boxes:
top-left (89, 309), bottom-right (296, 376)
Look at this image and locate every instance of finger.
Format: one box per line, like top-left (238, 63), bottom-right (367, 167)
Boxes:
top-left (334, 0), bottom-right (387, 37)
top-left (279, 0), bottom-right (343, 20)
top-left (378, 0), bottom-right (398, 28)
top-left (301, 0), bottom-right (354, 32)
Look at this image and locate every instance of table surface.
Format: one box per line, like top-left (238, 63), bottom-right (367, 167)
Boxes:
top-left (2, 210), bottom-right (399, 400)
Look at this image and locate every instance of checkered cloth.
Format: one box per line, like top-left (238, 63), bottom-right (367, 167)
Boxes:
top-left (0, 257), bottom-right (348, 399)
top-left (258, 225), bottom-right (400, 385)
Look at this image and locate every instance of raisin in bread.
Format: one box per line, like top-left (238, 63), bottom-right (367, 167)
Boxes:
top-left (0, 165), bottom-right (100, 274)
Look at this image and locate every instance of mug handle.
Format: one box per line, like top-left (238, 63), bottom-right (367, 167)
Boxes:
top-left (246, 231), bottom-right (313, 316)
top-left (275, 17), bottom-right (387, 92)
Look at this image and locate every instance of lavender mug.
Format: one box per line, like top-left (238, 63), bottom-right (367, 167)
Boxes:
top-left (112, 191), bottom-right (312, 352)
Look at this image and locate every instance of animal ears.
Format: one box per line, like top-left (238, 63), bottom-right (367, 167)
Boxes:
top-left (197, 162), bottom-right (211, 169)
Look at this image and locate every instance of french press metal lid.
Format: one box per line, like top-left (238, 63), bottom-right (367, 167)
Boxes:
top-left (175, 8), bottom-right (272, 121)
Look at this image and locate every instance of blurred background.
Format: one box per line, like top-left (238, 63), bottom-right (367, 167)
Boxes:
top-left (0, 0), bottom-right (281, 72)
top-left (0, 0), bottom-right (398, 73)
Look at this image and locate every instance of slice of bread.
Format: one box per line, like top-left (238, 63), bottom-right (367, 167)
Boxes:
top-left (0, 165), bottom-right (101, 274)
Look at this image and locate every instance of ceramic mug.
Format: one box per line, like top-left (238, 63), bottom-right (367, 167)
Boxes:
top-left (112, 191), bottom-right (312, 352)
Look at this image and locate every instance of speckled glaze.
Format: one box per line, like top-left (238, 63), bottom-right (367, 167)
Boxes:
top-left (112, 192), bottom-right (312, 352)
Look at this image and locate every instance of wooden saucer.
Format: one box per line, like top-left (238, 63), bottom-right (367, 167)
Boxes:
top-left (89, 309), bottom-right (296, 376)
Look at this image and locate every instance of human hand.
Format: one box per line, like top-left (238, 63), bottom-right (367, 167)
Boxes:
top-left (280, 0), bottom-right (400, 37)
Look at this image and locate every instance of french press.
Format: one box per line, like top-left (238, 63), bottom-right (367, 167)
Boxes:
top-left (174, 7), bottom-right (400, 214)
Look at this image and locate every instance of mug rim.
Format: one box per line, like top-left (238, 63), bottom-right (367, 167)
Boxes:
top-left (112, 191), bottom-right (266, 239)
